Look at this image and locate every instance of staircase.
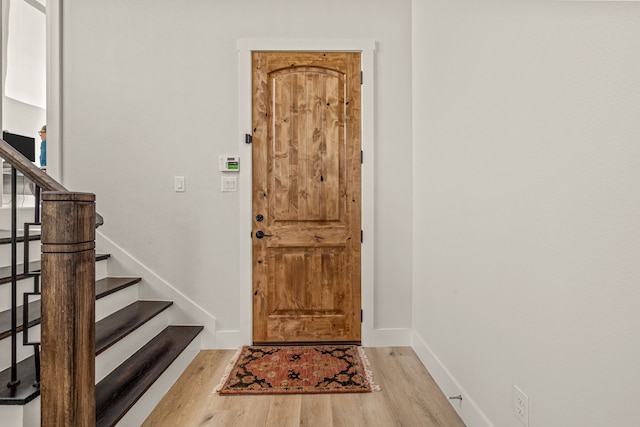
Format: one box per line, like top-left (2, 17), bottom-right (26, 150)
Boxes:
top-left (0, 227), bottom-right (203, 426)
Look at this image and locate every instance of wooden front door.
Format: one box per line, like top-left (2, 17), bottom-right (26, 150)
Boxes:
top-left (252, 51), bottom-right (361, 343)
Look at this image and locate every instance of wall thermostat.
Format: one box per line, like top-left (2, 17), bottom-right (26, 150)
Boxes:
top-left (219, 156), bottom-right (240, 172)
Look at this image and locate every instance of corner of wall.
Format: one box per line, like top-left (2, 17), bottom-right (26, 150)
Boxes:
top-left (373, 328), bottom-right (413, 347)
top-left (213, 330), bottom-right (244, 350)
top-left (411, 330), bottom-right (494, 427)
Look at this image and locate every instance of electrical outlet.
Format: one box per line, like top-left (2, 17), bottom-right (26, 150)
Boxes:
top-left (513, 385), bottom-right (529, 426)
top-left (174, 176), bottom-right (185, 192)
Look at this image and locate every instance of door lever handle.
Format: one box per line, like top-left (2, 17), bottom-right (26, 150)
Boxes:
top-left (255, 230), bottom-right (272, 239)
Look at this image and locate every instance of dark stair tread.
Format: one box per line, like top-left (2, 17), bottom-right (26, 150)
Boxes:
top-left (0, 299), bottom-right (170, 405)
top-left (96, 300), bottom-right (173, 355)
top-left (0, 299), bottom-right (40, 341)
top-left (0, 276), bottom-right (141, 340)
top-left (0, 253), bottom-right (111, 285)
top-left (96, 276), bottom-right (142, 299)
top-left (0, 354), bottom-right (40, 404)
top-left (0, 260), bottom-right (41, 285)
top-left (95, 325), bottom-right (203, 427)
top-left (0, 231), bottom-right (41, 245)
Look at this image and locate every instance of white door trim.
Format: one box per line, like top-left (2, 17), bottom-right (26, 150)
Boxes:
top-left (237, 39), bottom-right (376, 346)
top-left (46, 0), bottom-right (62, 182)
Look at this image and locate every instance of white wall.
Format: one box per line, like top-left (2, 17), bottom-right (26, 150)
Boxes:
top-left (5, 0), bottom-right (46, 109)
top-left (413, 1), bottom-right (640, 427)
top-left (2, 96), bottom-right (44, 142)
top-left (61, 1), bottom-right (413, 339)
top-left (1, 0), bottom-right (46, 157)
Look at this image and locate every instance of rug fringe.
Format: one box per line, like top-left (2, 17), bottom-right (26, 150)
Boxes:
top-left (213, 347), bottom-right (243, 394)
top-left (357, 347), bottom-right (381, 392)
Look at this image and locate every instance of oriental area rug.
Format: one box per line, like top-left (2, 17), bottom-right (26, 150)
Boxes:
top-left (216, 345), bottom-right (379, 395)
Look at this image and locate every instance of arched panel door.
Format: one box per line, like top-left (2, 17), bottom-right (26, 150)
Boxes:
top-left (252, 52), bottom-right (361, 343)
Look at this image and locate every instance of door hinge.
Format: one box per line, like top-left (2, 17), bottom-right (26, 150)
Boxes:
top-left (360, 230), bottom-right (363, 243)
top-left (361, 150), bottom-right (363, 164)
top-left (360, 71), bottom-right (363, 85)
top-left (361, 309), bottom-right (363, 323)
top-left (245, 134), bottom-right (253, 144)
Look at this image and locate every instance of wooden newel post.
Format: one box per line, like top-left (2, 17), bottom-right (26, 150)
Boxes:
top-left (40, 192), bottom-right (96, 427)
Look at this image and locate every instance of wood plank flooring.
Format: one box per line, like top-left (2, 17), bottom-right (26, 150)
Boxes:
top-left (142, 347), bottom-right (466, 427)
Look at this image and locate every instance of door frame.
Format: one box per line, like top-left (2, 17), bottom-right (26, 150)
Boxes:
top-left (238, 39), bottom-right (376, 346)
top-left (47, 0), bottom-right (62, 182)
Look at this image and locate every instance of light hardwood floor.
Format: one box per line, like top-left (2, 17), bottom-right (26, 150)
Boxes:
top-left (142, 347), bottom-right (466, 427)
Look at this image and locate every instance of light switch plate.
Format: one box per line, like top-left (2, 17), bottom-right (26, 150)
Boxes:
top-left (174, 176), bottom-right (185, 192)
top-left (221, 176), bottom-right (237, 192)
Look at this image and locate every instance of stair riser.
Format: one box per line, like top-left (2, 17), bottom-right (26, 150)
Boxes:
top-left (0, 328), bottom-right (201, 427)
top-left (0, 308), bottom-right (172, 395)
top-left (0, 397), bottom-right (39, 427)
top-left (0, 327), bottom-right (38, 372)
top-left (0, 240), bottom-right (41, 268)
top-left (0, 259), bottom-right (108, 313)
top-left (0, 278), bottom-right (37, 313)
top-left (96, 309), bottom-right (170, 383)
top-left (96, 285), bottom-right (139, 322)
top-left (0, 278), bottom-right (140, 372)
top-left (96, 258), bottom-right (108, 281)
top-left (114, 335), bottom-right (201, 427)
top-left (0, 235), bottom-right (205, 427)
top-left (0, 275), bottom-right (142, 380)
top-left (0, 208), bottom-right (38, 232)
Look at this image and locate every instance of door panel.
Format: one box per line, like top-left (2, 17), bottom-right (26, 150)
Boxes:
top-left (272, 67), bottom-right (342, 222)
top-left (252, 52), bottom-right (361, 343)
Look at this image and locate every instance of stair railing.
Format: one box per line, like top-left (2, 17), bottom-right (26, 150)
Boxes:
top-left (0, 138), bottom-right (102, 426)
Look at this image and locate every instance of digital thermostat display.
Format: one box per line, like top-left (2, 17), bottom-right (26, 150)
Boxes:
top-left (219, 156), bottom-right (240, 172)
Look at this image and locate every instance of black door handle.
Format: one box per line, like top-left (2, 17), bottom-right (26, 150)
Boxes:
top-left (255, 230), bottom-right (272, 239)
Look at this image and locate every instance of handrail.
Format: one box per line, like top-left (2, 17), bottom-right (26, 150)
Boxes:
top-left (0, 138), bottom-right (104, 226)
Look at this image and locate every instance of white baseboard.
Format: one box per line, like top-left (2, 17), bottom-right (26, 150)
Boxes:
top-left (411, 330), bottom-right (494, 427)
top-left (96, 231), bottom-right (216, 348)
top-left (214, 330), bottom-right (244, 349)
top-left (373, 328), bottom-right (412, 347)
